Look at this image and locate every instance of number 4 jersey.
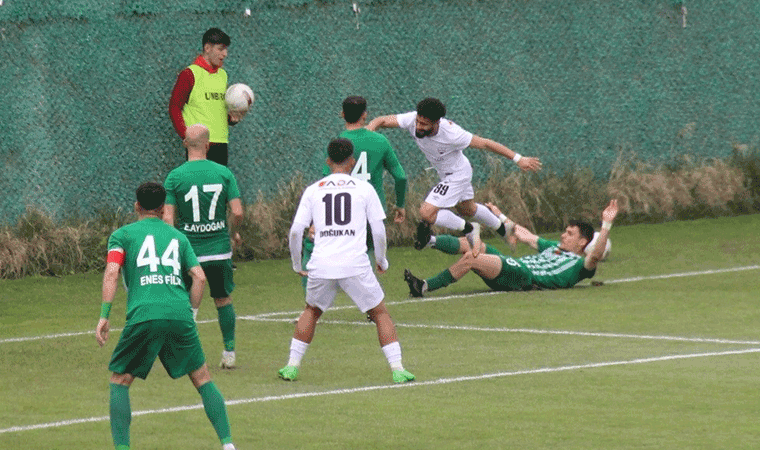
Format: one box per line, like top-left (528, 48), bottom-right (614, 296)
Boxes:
top-left (164, 160), bottom-right (241, 261)
top-left (292, 173), bottom-right (386, 279)
top-left (107, 218), bottom-right (200, 325)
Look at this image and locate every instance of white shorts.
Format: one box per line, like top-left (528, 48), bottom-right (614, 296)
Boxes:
top-left (305, 268), bottom-right (384, 313)
top-left (424, 179), bottom-right (474, 208)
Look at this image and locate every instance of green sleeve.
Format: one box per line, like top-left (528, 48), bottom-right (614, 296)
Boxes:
top-left (164, 172), bottom-right (177, 206)
top-left (107, 229), bottom-right (124, 252)
top-left (321, 161), bottom-right (330, 177)
top-left (383, 145), bottom-right (407, 208)
top-left (227, 170), bottom-right (241, 200)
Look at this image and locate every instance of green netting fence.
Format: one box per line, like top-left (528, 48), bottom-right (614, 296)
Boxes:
top-left (1, 0), bottom-right (758, 223)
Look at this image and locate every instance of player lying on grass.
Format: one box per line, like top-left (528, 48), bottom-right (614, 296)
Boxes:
top-left (404, 200), bottom-right (618, 297)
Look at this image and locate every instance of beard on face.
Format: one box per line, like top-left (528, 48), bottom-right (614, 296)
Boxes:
top-left (415, 128), bottom-right (432, 138)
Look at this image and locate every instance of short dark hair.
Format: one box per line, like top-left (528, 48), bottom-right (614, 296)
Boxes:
top-left (342, 96), bottom-right (367, 124)
top-left (327, 138), bottom-right (354, 164)
top-left (202, 28), bottom-right (230, 47)
top-left (416, 97), bottom-right (446, 122)
top-left (569, 220), bottom-right (594, 248)
top-left (136, 182), bottom-right (166, 211)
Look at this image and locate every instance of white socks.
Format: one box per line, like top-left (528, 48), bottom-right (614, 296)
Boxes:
top-left (382, 341), bottom-right (404, 371)
top-left (287, 338), bottom-right (309, 367)
top-left (433, 205), bottom-right (502, 232)
top-left (433, 209), bottom-right (466, 231)
top-left (472, 203), bottom-right (502, 229)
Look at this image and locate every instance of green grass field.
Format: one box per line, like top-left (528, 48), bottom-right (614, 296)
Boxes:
top-left (2, 215), bottom-right (760, 449)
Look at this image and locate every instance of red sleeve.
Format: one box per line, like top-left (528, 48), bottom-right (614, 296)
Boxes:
top-left (169, 68), bottom-right (194, 139)
top-left (106, 249), bottom-right (125, 266)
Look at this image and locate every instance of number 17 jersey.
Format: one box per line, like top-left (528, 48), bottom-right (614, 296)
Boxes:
top-left (164, 159), bottom-right (240, 260)
top-left (292, 173), bottom-right (386, 279)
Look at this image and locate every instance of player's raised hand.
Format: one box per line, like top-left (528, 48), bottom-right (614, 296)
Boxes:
top-left (96, 318), bottom-right (110, 347)
top-left (517, 156), bottom-right (542, 172)
top-left (602, 199), bottom-right (619, 223)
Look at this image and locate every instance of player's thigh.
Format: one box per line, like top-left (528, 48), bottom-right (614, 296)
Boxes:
top-left (305, 277), bottom-right (339, 312)
top-left (108, 321), bottom-right (165, 380)
top-left (201, 259), bottom-right (235, 299)
top-left (468, 254), bottom-right (505, 279)
top-left (338, 269), bottom-right (384, 313)
top-left (157, 320), bottom-right (207, 379)
top-left (481, 256), bottom-right (533, 291)
top-left (424, 180), bottom-right (474, 209)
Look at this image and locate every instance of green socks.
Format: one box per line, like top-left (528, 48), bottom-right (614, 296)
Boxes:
top-left (110, 383), bottom-right (131, 450)
top-left (198, 381), bottom-right (233, 445)
top-left (426, 269), bottom-right (456, 292)
top-left (432, 235), bottom-right (461, 254)
top-left (217, 304), bottom-right (236, 351)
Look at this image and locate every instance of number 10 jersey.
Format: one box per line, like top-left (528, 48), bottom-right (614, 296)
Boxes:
top-left (292, 173), bottom-right (386, 279)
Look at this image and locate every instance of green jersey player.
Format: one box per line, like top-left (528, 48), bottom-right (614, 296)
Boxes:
top-left (163, 124), bottom-right (243, 369)
top-left (404, 200), bottom-right (619, 296)
top-left (96, 182), bottom-right (236, 450)
top-left (300, 96), bottom-right (408, 289)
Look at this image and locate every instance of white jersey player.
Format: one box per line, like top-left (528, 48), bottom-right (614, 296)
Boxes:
top-left (279, 138), bottom-right (415, 384)
top-left (368, 98), bottom-right (542, 257)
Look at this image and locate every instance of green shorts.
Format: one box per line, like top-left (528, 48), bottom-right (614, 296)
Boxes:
top-left (108, 319), bottom-right (206, 380)
top-left (185, 259), bottom-right (235, 299)
top-left (479, 256), bottom-right (534, 292)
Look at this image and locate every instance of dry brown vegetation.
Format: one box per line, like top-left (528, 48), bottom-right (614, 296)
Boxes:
top-left (1, 150), bottom-right (758, 279)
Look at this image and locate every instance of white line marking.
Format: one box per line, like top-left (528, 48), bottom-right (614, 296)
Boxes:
top-left (3, 347), bottom-right (759, 435)
top-left (251, 319), bottom-right (760, 346)
top-left (3, 265), bottom-right (759, 345)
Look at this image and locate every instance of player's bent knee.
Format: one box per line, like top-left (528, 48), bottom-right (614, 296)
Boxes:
top-left (214, 297), bottom-right (232, 307)
top-left (110, 372), bottom-right (134, 386)
top-left (189, 364), bottom-right (212, 389)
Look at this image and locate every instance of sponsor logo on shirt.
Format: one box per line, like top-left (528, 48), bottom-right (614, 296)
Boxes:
top-left (319, 179), bottom-right (356, 188)
top-left (204, 92), bottom-right (226, 100)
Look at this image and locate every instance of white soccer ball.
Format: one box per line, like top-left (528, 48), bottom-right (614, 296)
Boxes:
top-left (225, 83), bottom-right (255, 113)
top-left (585, 231), bottom-right (611, 261)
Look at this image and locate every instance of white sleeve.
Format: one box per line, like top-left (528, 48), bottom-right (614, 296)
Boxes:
top-left (365, 186), bottom-right (387, 223)
top-left (289, 223), bottom-right (305, 273)
top-left (369, 218), bottom-right (388, 271)
top-left (395, 111), bottom-right (417, 134)
top-left (289, 189), bottom-right (312, 273)
top-left (447, 121), bottom-right (474, 151)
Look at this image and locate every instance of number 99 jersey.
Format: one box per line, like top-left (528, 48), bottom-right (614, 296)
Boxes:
top-left (292, 173), bottom-right (386, 279)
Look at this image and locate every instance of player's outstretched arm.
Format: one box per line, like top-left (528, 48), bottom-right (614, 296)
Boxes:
top-left (470, 135), bottom-right (542, 172)
top-left (366, 115), bottom-right (399, 131)
top-left (585, 200), bottom-right (619, 269)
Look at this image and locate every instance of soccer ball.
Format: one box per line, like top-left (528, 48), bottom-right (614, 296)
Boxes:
top-left (585, 231), bottom-right (611, 261)
top-left (225, 83), bottom-right (255, 113)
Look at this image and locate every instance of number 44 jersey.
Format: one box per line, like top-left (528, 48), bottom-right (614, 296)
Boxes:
top-left (107, 218), bottom-right (199, 325)
top-left (292, 173), bottom-right (386, 279)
